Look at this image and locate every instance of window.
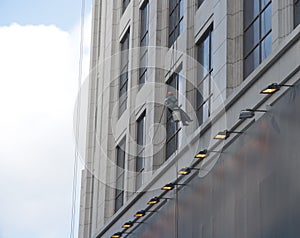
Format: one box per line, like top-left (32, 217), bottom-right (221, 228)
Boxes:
top-left (197, 26), bottom-right (213, 126)
top-left (119, 31), bottom-right (130, 116)
top-left (166, 73), bottom-right (181, 159)
top-left (169, 0), bottom-right (184, 47)
top-left (115, 138), bottom-right (126, 212)
top-left (198, 0), bottom-right (204, 8)
top-left (244, 0), bottom-right (272, 79)
top-left (123, 0), bottom-right (130, 13)
top-left (139, 1), bottom-right (149, 87)
top-left (136, 112), bottom-right (146, 190)
top-left (295, 0), bottom-right (300, 27)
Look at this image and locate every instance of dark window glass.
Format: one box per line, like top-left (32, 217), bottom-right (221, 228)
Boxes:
top-left (197, 26), bottom-right (213, 126)
top-left (119, 31), bottom-right (130, 116)
top-left (198, 32), bottom-right (212, 75)
top-left (166, 73), bottom-right (181, 159)
top-left (244, 46), bottom-right (260, 79)
top-left (115, 138), bottom-right (126, 212)
top-left (198, 0), bottom-right (204, 8)
top-left (244, 0), bottom-right (260, 28)
top-left (139, 1), bottom-right (149, 87)
top-left (122, 0), bottom-right (130, 13)
top-left (244, 18), bottom-right (260, 56)
top-left (295, 0), bottom-right (300, 27)
top-left (243, 0), bottom-right (272, 79)
top-left (136, 112), bottom-right (146, 189)
top-left (169, 0), bottom-right (184, 47)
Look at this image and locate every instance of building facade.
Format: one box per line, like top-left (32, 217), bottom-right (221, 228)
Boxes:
top-left (79, 0), bottom-right (300, 237)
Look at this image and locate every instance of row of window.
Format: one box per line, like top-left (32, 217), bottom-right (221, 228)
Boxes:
top-left (244, 0), bottom-right (272, 78)
top-left (119, 1), bottom-right (149, 117)
top-left (114, 0), bottom-right (300, 213)
top-left (118, 0), bottom-right (185, 117)
top-left (115, 138), bottom-right (126, 211)
top-left (169, 0), bottom-right (184, 47)
top-left (118, 0), bottom-right (276, 117)
top-left (119, 31), bottom-right (130, 116)
top-left (115, 111), bottom-right (146, 212)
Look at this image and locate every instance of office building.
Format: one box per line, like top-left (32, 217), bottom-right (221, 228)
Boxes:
top-left (79, 0), bottom-right (300, 237)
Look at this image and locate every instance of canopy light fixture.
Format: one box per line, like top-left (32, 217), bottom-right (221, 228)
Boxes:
top-left (214, 130), bottom-right (242, 140)
top-left (178, 167), bottom-right (200, 175)
top-left (194, 149), bottom-right (208, 159)
top-left (134, 210), bottom-right (155, 217)
top-left (239, 109), bottom-right (267, 119)
top-left (111, 232), bottom-right (122, 238)
top-left (194, 149), bottom-right (222, 160)
top-left (260, 83), bottom-right (294, 94)
top-left (162, 183), bottom-right (175, 191)
top-left (122, 221), bottom-right (133, 229)
top-left (178, 167), bottom-right (191, 175)
top-left (214, 130), bottom-right (230, 140)
top-left (147, 197), bottom-right (160, 205)
top-left (161, 182), bottom-right (185, 190)
top-left (135, 210), bottom-right (146, 217)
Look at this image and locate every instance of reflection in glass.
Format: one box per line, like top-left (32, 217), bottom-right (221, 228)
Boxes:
top-left (262, 32), bottom-right (272, 61)
top-left (261, 0), bottom-right (271, 9)
top-left (261, 4), bottom-right (272, 37)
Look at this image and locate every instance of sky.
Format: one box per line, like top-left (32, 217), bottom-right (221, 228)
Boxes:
top-left (0, 1), bottom-right (92, 237)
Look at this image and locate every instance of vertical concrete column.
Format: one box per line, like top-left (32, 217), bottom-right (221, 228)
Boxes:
top-left (102, 0), bottom-right (121, 227)
top-left (226, 0), bottom-right (244, 96)
top-left (78, 0), bottom-right (102, 236)
top-left (273, 0), bottom-right (295, 49)
top-left (184, 0), bottom-right (198, 138)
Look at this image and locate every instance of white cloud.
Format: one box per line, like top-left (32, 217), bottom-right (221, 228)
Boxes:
top-left (0, 11), bottom-right (91, 238)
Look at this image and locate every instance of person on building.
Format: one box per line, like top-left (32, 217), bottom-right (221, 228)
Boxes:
top-left (165, 91), bottom-right (192, 126)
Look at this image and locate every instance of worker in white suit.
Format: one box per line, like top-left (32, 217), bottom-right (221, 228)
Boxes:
top-left (165, 91), bottom-right (192, 126)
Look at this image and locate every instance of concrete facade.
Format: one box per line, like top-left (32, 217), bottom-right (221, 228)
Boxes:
top-left (79, 0), bottom-right (300, 237)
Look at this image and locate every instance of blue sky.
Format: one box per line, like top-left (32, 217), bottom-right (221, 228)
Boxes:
top-left (0, 1), bottom-right (92, 238)
top-left (0, 0), bottom-right (92, 30)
